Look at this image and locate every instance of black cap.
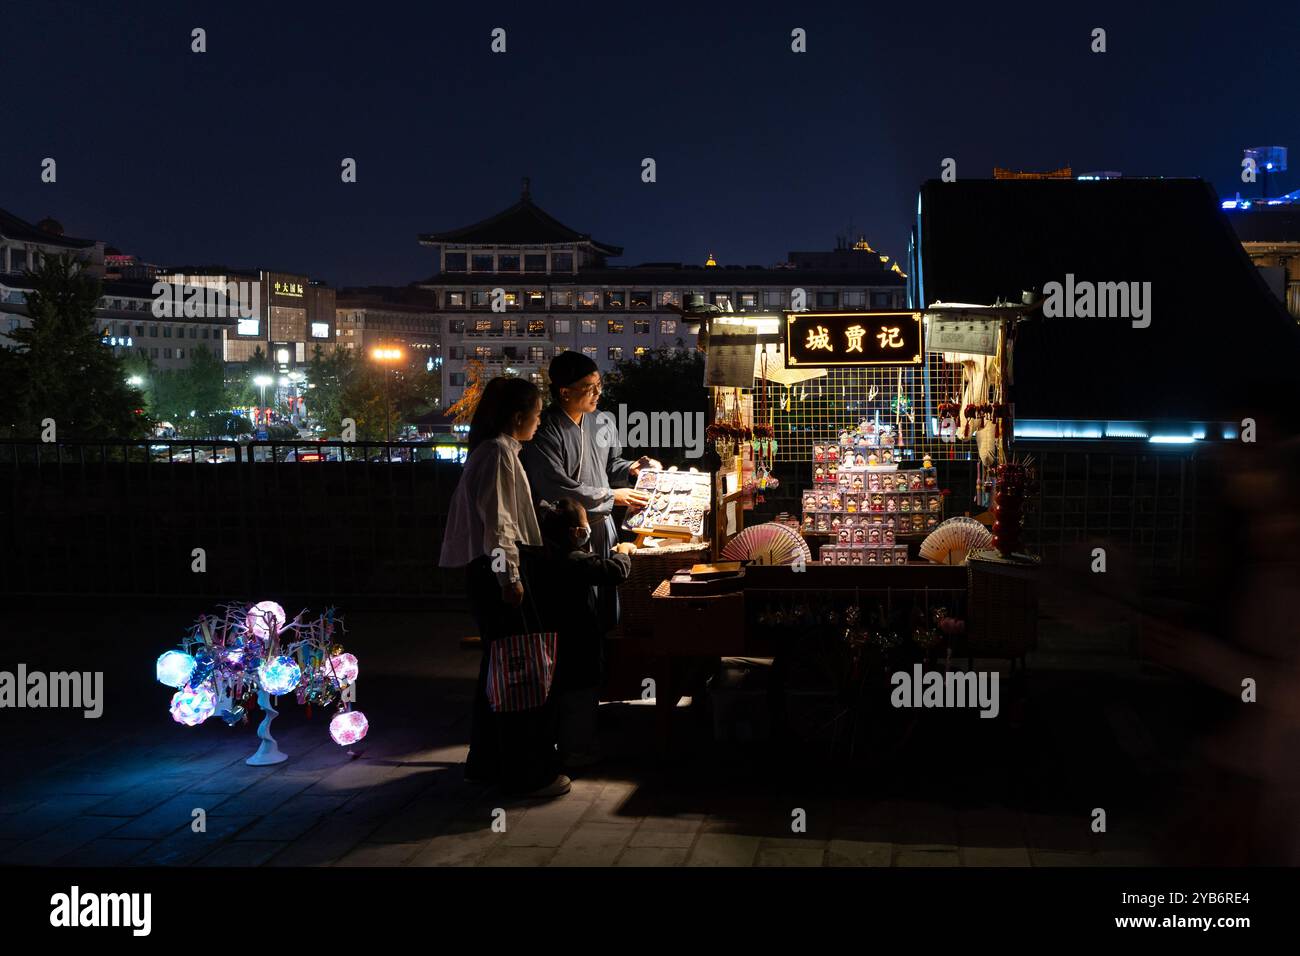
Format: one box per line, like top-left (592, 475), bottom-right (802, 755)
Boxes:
top-left (548, 350), bottom-right (600, 388)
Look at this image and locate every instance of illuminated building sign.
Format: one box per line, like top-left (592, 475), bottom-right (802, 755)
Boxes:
top-left (310, 322), bottom-right (329, 338)
top-left (273, 280), bottom-right (304, 297)
top-left (237, 317), bottom-right (261, 336)
top-left (784, 311), bottom-right (923, 367)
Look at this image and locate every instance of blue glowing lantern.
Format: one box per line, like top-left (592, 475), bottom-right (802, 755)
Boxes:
top-left (170, 683), bottom-right (216, 726)
top-left (156, 650), bottom-right (197, 688)
top-left (258, 655), bottom-right (302, 696)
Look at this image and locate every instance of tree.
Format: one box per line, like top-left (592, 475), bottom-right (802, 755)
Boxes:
top-left (446, 358), bottom-right (487, 425)
top-left (147, 345), bottom-right (230, 437)
top-left (0, 254), bottom-right (149, 439)
top-left (600, 347), bottom-right (709, 468)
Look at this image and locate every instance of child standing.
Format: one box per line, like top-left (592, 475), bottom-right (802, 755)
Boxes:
top-left (535, 498), bottom-right (635, 767)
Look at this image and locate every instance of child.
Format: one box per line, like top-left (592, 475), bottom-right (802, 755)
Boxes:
top-left (535, 497), bottom-right (635, 768)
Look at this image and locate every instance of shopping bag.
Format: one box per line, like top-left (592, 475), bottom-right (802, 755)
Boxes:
top-left (486, 631), bottom-right (558, 712)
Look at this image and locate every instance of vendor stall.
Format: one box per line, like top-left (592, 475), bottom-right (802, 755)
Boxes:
top-left (611, 301), bottom-right (1042, 756)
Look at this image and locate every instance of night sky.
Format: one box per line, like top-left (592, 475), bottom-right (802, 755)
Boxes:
top-left (5, 1), bottom-right (1298, 287)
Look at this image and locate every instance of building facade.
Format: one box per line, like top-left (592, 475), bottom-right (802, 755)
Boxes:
top-left (419, 183), bottom-right (908, 404)
top-left (1224, 191), bottom-right (1300, 321)
top-left (335, 286), bottom-right (443, 384)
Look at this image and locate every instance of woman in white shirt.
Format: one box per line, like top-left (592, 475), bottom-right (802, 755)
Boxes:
top-left (439, 378), bottom-right (569, 797)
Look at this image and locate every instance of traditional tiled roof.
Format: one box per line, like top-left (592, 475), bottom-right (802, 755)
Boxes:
top-left (0, 207), bottom-right (97, 249)
top-left (419, 184), bottom-right (623, 256)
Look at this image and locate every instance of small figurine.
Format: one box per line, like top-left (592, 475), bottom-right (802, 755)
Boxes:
top-left (851, 476), bottom-right (864, 491)
top-left (922, 454), bottom-right (933, 469)
top-left (868, 528), bottom-right (880, 544)
top-left (866, 550), bottom-right (879, 564)
top-left (814, 466), bottom-right (825, 483)
top-left (871, 493), bottom-right (885, 512)
top-left (829, 492), bottom-right (842, 510)
top-left (867, 453), bottom-right (879, 468)
top-left (882, 448), bottom-right (893, 463)
top-left (855, 454), bottom-right (866, 467)
top-left (813, 444), bottom-right (825, 462)
top-left (853, 528), bottom-right (866, 544)
top-left (886, 496), bottom-right (897, 513)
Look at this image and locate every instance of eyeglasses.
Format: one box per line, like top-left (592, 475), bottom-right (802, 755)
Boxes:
top-left (567, 380), bottom-right (603, 396)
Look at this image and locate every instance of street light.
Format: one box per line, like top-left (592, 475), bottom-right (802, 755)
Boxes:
top-left (370, 346), bottom-right (404, 444)
top-left (127, 375), bottom-right (144, 387)
top-left (253, 374), bottom-right (273, 427)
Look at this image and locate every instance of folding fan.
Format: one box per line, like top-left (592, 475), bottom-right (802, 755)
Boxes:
top-left (919, 516), bottom-right (993, 566)
top-left (720, 522), bottom-right (813, 567)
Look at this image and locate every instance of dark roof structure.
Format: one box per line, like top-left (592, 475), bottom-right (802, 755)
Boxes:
top-left (0, 207), bottom-right (97, 249)
top-left (913, 178), bottom-right (1300, 422)
top-left (1225, 203), bottom-right (1300, 243)
top-left (419, 182), bottom-right (623, 256)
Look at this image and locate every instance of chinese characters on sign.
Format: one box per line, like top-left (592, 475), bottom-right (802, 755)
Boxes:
top-left (784, 312), bottom-right (923, 366)
top-left (273, 281), bottom-right (304, 297)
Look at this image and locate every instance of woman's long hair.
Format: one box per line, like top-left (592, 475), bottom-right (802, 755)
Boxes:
top-left (468, 377), bottom-right (540, 453)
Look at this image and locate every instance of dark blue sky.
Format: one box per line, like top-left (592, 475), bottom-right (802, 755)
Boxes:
top-left (5, 1), bottom-right (1297, 287)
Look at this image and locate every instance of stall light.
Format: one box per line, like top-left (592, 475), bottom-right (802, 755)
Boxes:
top-left (1221, 427), bottom-right (1238, 440)
top-left (1149, 435), bottom-right (1198, 444)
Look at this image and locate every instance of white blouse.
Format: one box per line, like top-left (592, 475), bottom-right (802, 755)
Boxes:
top-left (439, 434), bottom-right (543, 585)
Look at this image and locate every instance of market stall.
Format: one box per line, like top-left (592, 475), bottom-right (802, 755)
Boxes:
top-left (611, 301), bottom-right (1042, 755)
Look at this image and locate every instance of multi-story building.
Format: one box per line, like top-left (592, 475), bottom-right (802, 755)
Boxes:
top-left (335, 286), bottom-right (443, 385)
top-left (156, 268), bottom-right (337, 372)
top-left (0, 209), bottom-right (104, 277)
top-left (418, 182), bottom-right (907, 404)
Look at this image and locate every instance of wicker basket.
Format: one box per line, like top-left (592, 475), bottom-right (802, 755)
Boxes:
top-left (616, 542), bottom-right (711, 637)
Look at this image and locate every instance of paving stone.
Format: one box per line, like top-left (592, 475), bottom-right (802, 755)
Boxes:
top-left (628, 823), bottom-right (699, 849)
top-left (1030, 849), bottom-right (1104, 866)
top-left (335, 841), bottom-right (425, 866)
top-left (58, 838), bottom-right (154, 866)
top-left (0, 795), bottom-right (111, 839)
top-left (480, 845), bottom-right (557, 866)
top-left (549, 843), bottom-right (625, 866)
top-left (110, 793), bottom-right (232, 840)
top-left (197, 841), bottom-right (287, 867)
top-left (827, 835), bottom-right (893, 867)
top-left (133, 815), bottom-right (259, 866)
top-left (264, 818), bottom-right (374, 867)
top-left (501, 822), bottom-right (574, 848)
top-left (686, 833), bottom-right (761, 866)
top-left (895, 847), bottom-right (960, 866)
top-left (755, 846), bottom-right (826, 866)
top-left (616, 846), bottom-right (689, 866)
top-left (234, 795), bottom-right (351, 842)
top-left (959, 845), bottom-right (1032, 866)
top-left (1, 814), bottom-right (130, 865)
top-left (364, 796), bottom-right (462, 843)
top-left (408, 825), bottom-right (502, 867)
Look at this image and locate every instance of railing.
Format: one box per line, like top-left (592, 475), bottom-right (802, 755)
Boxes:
top-left (0, 440), bottom-right (468, 604)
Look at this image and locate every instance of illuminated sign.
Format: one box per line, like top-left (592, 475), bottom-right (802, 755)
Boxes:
top-left (273, 280), bottom-right (304, 297)
top-left (237, 317), bottom-right (260, 336)
top-left (310, 322), bottom-right (329, 338)
top-left (784, 311), bottom-right (922, 367)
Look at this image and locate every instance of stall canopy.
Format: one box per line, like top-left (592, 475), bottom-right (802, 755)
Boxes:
top-left (912, 178), bottom-right (1300, 423)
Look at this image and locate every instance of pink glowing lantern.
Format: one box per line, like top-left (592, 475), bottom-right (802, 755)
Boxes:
top-left (324, 652), bottom-right (359, 685)
top-left (248, 600), bottom-right (286, 639)
top-left (170, 683), bottom-right (216, 726)
top-left (329, 710), bottom-right (369, 746)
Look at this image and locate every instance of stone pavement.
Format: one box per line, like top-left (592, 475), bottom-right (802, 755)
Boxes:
top-left (0, 599), bottom-right (1210, 866)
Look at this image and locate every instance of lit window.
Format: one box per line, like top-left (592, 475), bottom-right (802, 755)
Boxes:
top-left (580, 319), bottom-right (597, 335)
top-left (630, 291), bottom-right (652, 309)
top-left (607, 319), bottom-right (624, 334)
top-left (447, 291), bottom-right (465, 307)
top-left (634, 346), bottom-right (648, 356)
top-left (526, 289), bottom-right (545, 306)
top-left (608, 347), bottom-right (623, 361)
top-left (551, 290), bottom-right (572, 308)
top-left (527, 319), bottom-right (546, 334)
top-left (633, 319), bottom-right (649, 334)
top-left (311, 322), bottom-right (329, 338)
top-left (582, 346), bottom-right (597, 357)
top-left (578, 289), bottom-right (599, 309)
top-left (503, 292), bottom-right (519, 308)
top-left (554, 319), bottom-right (570, 333)
top-left (604, 290), bottom-right (625, 309)
top-left (660, 319), bottom-right (677, 334)
top-left (660, 290), bottom-right (680, 308)
top-left (739, 292), bottom-right (758, 308)
top-left (529, 346), bottom-right (545, 362)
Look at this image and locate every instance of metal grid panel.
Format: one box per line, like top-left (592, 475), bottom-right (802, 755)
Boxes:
top-left (750, 354), bottom-right (968, 463)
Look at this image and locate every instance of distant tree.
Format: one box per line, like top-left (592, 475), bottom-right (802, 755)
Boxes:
top-left (600, 348), bottom-right (708, 467)
top-left (447, 358), bottom-right (487, 425)
top-left (0, 254), bottom-right (149, 439)
top-left (145, 345), bottom-right (229, 437)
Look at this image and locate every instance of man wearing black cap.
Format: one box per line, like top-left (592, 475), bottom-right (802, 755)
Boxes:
top-left (521, 352), bottom-right (658, 619)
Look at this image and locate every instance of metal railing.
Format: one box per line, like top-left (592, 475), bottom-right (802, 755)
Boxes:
top-left (0, 440), bottom-right (468, 604)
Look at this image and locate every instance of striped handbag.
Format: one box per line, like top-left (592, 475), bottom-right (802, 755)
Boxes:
top-left (486, 630), bottom-right (558, 712)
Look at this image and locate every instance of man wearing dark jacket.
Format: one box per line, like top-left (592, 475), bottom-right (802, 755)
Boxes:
top-left (520, 351), bottom-right (658, 631)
